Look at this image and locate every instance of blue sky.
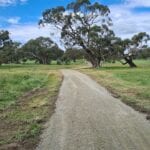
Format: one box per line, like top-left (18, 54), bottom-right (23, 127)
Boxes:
top-left (0, 0), bottom-right (124, 26)
top-left (0, 0), bottom-right (150, 47)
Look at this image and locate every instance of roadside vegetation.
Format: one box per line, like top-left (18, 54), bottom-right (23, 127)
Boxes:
top-left (0, 65), bottom-right (63, 150)
top-left (80, 60), bottom-right (150, 119)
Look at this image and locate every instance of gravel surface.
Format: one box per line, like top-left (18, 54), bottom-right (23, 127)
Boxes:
top-left (36, 70), bottom-right (150, 150)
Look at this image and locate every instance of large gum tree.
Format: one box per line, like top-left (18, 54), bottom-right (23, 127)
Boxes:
top-left (39, 0), bottom-right (114, 68)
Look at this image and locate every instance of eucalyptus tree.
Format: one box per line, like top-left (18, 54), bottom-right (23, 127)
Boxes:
top-left (111, 32), bottom-right (150, 67)
top-left (0, 30), bottom-right (12, 64)
top-left (22, 37), bottom-right (63, 64)
top-left (0, 30), bottom-right (10, 48)
top-left (39, 0), bottom-right (114, 68)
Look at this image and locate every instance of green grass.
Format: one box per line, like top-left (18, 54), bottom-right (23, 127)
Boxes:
top-left (0, 73), bottom-right (48, 109)
top-left (80, 60), bottom-right (150, 114)
top-left (0, 61), bottom-right (85, 108)
top-left (0, 59), bottom-right (149, 148)
top-left (0, 65), bottom-right (63, 149)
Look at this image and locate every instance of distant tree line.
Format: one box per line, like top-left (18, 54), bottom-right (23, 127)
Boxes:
top-left (0, 31), bottom-right (64, 65)
top-left (0, 30), bottom-right (85, 65)
top-left (136, 48), bottom-right (150, 59)
top-left (0, 29), bottom-right (149, 67)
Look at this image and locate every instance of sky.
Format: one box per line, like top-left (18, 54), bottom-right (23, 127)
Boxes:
top-left (0, 0), bottom-right (150, 48)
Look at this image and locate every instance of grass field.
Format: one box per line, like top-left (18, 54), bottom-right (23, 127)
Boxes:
top-left (0, 65), bottom-right (64, 149)
top-left (80, 60), bottom-right (150, 118)
top-left (0, 59), bottom-right (149, 149)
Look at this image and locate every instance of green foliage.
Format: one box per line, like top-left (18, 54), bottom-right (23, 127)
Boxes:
top-left (40, 0), bottom-right (114, 68)
top-left (0, 30), bottom-right (10, 44)
top-left (15, 123), bottom-right (41, 141)
top-left (0, 30), bottom-right (12, 64)
top-left (22, 37), bottom-right (64, 64)
top-left (136, 48), bottom-right (150, 59)
top-left (56, 59), bottom-right (62, 65)
top-left (131, 32), bottom-right (150, 47)
top-left (63, 48), bottom-right (84, 62)
top-left (110, 32), bottom-right (150, 67)
top-left (0, 30), bottom-right (22, 65)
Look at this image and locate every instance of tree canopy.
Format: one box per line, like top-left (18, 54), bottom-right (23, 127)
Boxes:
top-left (62, 48), bottom-right (84, 62)
top-left (111, 32), bottom-right (150, 67)
top-left (39, 0), bottom-right (114, 68)
top-left (22, 37), bottom-right (64, 64)
top-left (0, 30), bottom-right (15, 65)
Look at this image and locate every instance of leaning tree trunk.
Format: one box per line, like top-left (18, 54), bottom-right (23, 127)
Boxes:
top-left (124, 56), bottom-right (137, 68)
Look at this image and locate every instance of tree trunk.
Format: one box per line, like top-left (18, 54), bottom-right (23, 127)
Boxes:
top-left (90, 57), bottom-right (102, 68)
top-left (73, 58), bottom-right (76, 62)
top-left (82, 46), bottom-right (102, 68)
top-left (124, 56), bottom-right (137, 68)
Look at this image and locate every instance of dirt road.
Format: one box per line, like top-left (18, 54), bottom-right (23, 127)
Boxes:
top-left (36, 70), bottom-right (150, 150)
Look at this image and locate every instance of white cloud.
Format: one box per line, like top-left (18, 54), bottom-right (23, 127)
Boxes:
top-left (124, 0), bottom-right (150, 8)
top-left (7, 17), bottom-right (20, 24)
top-left (3, 23), bottom-right (64, 49)
top-left (110, 4), bottom-right (150, 39)
top-left (0, 0), bottom-right (27, 6)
